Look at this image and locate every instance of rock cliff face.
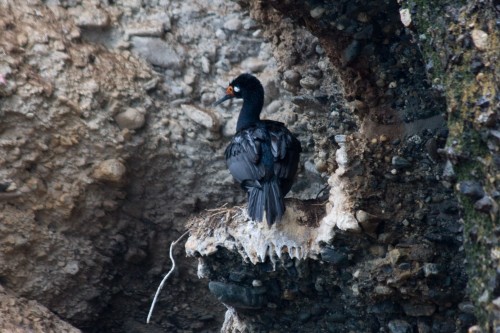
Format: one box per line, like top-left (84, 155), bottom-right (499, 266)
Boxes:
top-left (0, 0), bottom-right (497, 332)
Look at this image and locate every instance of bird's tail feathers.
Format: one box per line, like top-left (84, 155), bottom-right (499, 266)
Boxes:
top-left (247, 178), bottom-right (284, 225)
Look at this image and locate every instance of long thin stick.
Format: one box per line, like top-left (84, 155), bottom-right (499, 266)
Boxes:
top-left (147, 230), bottom-right (190, 324)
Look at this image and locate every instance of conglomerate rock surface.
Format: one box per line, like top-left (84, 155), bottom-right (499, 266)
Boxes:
top-left (0, 0), bottom-right (497, 332)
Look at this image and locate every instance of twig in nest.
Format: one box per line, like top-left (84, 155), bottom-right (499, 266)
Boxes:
top-left (146, 230), bottom-right (190, 324)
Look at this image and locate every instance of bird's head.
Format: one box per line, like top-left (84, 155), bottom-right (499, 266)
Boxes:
top-left (214, 73), bottom-right (263, 106)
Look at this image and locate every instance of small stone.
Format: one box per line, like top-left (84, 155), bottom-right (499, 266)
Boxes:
top-left (477, 111), bottom-right (496, 127)
top-left (252, 29), bottom-right (262, 38)
top-left (320, 246), bottom-right (348, 265)
top-left (478, 289), bottom-right (489, 303)
top-left (224, 18), bottom-right (242, 31)
top-left (5, 182), bottom-right (17, 192)
top-left (242, 57), bottom-right (267, 72)
top-left (342, 40), bottom-right (361, 65)
top-left (242, 18), bottom-right (258, 30)
top-left (209, 281), bottom-right (265, 309)
top-left (399, 8), bottom-right (412, 27)
top-left (356, 210), bottom-right (381, 237)
top-left (474, 196), bottom-right (494, 213)
top-left (425, 138), bottom-right (439, 161)
top-left (442, 160), bottom-right (456, 180)
top-left (283, 70), bottom-right (301, 86)
top-left (375, 285), bottom-right (393, 296)
top-left (93, 159), bottom-right (127, 183)
top-left (403, 303), bottom-right (436, 317)
top-left (458, 181), bottom-right (484, 199)
top-left (471, 29), bottom-right (489, 51)
top-left (388, 319), bottom-right (412, 333)
top-left (266, 100), bottom-right (281, 114)
top-left (131, 37), bottom-right (181, 69)
top-left (315, 44), bottom-right (325, 55)
top-left (215, 29), bottom-right (227, 40)
top-left (299, 76), bottom-right (320, 90)
top-left (334, 135), bottom-right (347, 144)
top-left (115, 108), bottom-right (145, 130)
top-left (252, 280), bottom-right (263, 287)
top-left (423, 263), bottom-right (440, 277)
top-left (458, 301), bottom-right (475, 314)
top-left (392, 156), bottom-right (411, 168)
top-left (181, 104), bottom-right (219, 131)
top-left (310, 7), bottom-right (325, 19)
top-left (388, 249), bottom-right (402, 265)
top-left (73, 8), bottom-right (110, 28)
top-left (492, 297), bottom-right (500, 308)
top-left (125, 21), bottom-right (164, 38)
top-left (63, 260), bottom-right (80, 275)
top-left (143, 78), bottom-right (159, 91)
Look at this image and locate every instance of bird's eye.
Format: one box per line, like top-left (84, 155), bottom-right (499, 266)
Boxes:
top-left (233, 86), bottom-right (240, 93)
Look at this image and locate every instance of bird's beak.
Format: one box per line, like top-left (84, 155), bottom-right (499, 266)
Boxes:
top-left (213, 86), bottom-right (235, 106)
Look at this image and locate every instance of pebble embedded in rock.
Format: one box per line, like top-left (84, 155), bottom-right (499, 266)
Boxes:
top-left (125, 21), bottom-right (164, 38)
top-left (355, 210), bottom-right (381, 237)
top-left (474, 196), bottom-right (494, 213)
top-left (399, 8), bottom-right (412, 27)
top-left (299, 76), bottom-right (320, 90)
top-left (342, 40), bottom-right (362, 65)
top-left (223, 18), bottom-right (242, 31)
top-left (5, 182), bottom-right (17, 192)
top-left (423, 263), bottom-right (440, 277)
top-left (93, 159), bottom-right (127, 183)
top-left (63, 260), bottom-right (80, 275)
top-left (471, 29), bottom-right (489, 51)
top-left (402, 303), bottom-right (436, 317)
top-left (320, 246), bottom-right (348, 265)
top-left (208, 281), bottom-right (265, 309)
top-left (242, 57), bottom-right (267, 72)
top-left (215, 29), bottom-right (227, 40)
top-left (283, 70), bottom-right (301, 86)
top-left (310, 7), bottom-right (325, 19)
top-left (374, 285), bottom-right (393, 296)
top-left (181, 104), bottom-right (219, 131)
top-left (458, 180), bottom-right (485, 199)
top-left (392, 156), bottom-right (411, 168)
top-left (388, 319), bottom-right (412, 333)
top-left (252, 280), bottom-right (263, 287)
top-left (131, 37), bottom-right (181, 69)
top-left (73, 8), bottom-right (110, 28)
top-left (115, 108), bottom-right (146, 130)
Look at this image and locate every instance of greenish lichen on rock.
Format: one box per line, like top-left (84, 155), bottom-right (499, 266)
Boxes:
top-left (403, 0), bottom-right (499, 329)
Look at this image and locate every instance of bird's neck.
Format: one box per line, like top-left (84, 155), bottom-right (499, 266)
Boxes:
top-left (236, 92), bottom-right (264, 131)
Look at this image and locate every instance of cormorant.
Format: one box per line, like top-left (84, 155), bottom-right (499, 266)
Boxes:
top-left (214, 74), bottom-right (301, 225)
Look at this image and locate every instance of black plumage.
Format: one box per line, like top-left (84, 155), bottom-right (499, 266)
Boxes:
top-left (214, 74), bottom-right (301, 225)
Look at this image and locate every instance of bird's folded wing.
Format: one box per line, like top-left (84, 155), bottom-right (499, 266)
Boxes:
top-left (225, 130), bottom-right (266, 183)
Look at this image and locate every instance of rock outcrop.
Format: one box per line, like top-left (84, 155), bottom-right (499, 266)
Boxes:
top-left (0, 0), bottom-right (497, 332)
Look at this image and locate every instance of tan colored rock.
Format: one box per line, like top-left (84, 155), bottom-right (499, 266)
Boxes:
top-left (115, 108), bottom-right (146, 130)
top-left (471, 29), bottom-right (489, 51)
top-left (0, 286), bottom-right (81, 333)
top-left (93, 159), bottom-right (127, 183)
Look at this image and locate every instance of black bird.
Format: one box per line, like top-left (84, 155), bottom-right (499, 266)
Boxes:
top-left (214, 74), bottom-right (301, 225)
